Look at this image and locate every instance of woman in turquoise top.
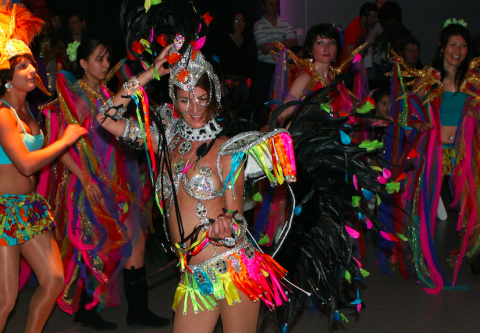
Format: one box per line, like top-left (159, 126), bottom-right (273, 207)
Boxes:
top-left (0, 4), bottom-right (87, 331)
top-left (391, 20), bottom-right (480, 294)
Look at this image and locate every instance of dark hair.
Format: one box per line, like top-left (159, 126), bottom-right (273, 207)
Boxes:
top-left (359, 2), bottom-right (378, 18)
top-left (431, 24), bottom-right (470, 90)
top-left (398, 35), bottom-right (420, 54)
top-left (372, 87), bottom-right (390, 104)
top-left (174, 73), bottom-right (219, 117)
top-left (378, 2), bottom-right (402, 22)
top-left (303, 24), bottom-right (341, 57)
top-left (67, 11), bottom-right (85, 23)
top-left (0, 55), bottom-right (37, 97)
top-left (229, 12), bottom-right (245, 34)
top-left (72, 39), bottom-right (112, 79)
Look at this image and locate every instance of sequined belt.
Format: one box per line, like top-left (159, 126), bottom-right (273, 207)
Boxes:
top-left (172, 237), bottom-right (289, 314)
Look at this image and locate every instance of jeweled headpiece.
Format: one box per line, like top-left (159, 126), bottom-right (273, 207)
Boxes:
top-left (124, 0), bottom-right (220, 111)
top-left (167, 35), bottom-right (221, 110)
top-left (0, 1), bottom-right (43, 70)
top-left (443, 18), bottom-right (467, 29)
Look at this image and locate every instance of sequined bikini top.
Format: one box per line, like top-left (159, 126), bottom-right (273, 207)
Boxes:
top-left (152, 104), bottom-right (223, 203)
top-left (158, 164), bottom-right (224, 202)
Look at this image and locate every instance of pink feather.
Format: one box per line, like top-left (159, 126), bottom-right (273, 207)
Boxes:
top-left (365, 218), bottom-right (373, 229)
top-left (191, 36), bottom-right (206, 50)
top-left (345, 225), bottom-right (360, 239)
top-left (377, 175), bottom-right (387, 184)
top-left (353, 174), bottom-right (358, 190)
top-left (383, 168), bottom-right (391, 179)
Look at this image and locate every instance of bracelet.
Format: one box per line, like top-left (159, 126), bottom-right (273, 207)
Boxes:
top-left (208, 212), bottom-right (247, 248)
top-left (122, 76), bottom-right (140, 97)
top-left (99, 98), bottom-right (127, 121)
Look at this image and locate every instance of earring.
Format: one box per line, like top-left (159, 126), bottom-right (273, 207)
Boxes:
top-left (5, 82), bottom-right (12, 89)
top-left (84, 68), bottom-right (87, 73)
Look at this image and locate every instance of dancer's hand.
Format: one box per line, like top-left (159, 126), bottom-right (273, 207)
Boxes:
top-left (209, 212), bottom-right (233, 240)
top-left (411, 121), bottom-right (433, 133)
top-left (82, 180), bottom-right (103, 204)
top-left (153, 44), bottom-right (174, 78)
top-left (61, 124), bottom-right (88, 145)
top-left (465, 106), bottom-right (480, 120)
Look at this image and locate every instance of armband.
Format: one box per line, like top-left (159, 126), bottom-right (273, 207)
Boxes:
top-left (117, 118), bottom-right (161, 150)
top-left (98, 98), bottom-right (127, 121)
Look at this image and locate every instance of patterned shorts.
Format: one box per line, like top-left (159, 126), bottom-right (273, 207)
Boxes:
top-left (442, 143), bottom-right (456, 176)
top-left (0, 192), bottom-right (55, 246)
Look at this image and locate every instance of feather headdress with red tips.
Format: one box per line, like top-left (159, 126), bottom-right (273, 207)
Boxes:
top-left (0, 0), bottom-right (44, 70)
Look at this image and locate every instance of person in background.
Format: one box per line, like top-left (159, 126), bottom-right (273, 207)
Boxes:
top-left (339, 2), bottom-right (378, 64)
top-left (366, 0), bottom-right (389, 88)
top-left (66, 11), bottom-right (88, 44)
top-left (398, 36), bottom-right (422, 70)
top-left (216, 12), bottom-right (255, 96)
top-left (39, 39), bottom-right (170, 330)
top-left (254, 0), bottom-right (297, 109)
top-left (378, 1), bottom-right (412, 52)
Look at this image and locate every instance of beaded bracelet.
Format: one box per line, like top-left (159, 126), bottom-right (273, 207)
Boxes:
top-left (122, 76), bottom-right (140, 97)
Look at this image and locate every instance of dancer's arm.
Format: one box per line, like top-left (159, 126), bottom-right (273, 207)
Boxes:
top-left (0, 106), bottom-right (87, 176)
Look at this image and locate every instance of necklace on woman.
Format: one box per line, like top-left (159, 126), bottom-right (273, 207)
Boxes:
top-left (178, 116), bottom-right (222, 142)
top-left (177, 116), bottom-right (221, 158)
top-left (78, 79), bottom-right (109, 105)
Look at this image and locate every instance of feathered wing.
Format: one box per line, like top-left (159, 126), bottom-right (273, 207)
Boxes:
top-left (267, 83), bottom-right (401, 330)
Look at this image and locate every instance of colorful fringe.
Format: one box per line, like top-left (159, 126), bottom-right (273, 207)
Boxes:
top-left (172, 238), bottom-right (288, 314)
top-left (0, 192), bottom-right (54, 246)
top-left (400, 93), bottom-right (446, 293)
top-left (450, 101), bottom-right (480, 285)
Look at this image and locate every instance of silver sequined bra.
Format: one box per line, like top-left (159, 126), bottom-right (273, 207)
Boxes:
top-left (157, 165), bottom-right (224, 202)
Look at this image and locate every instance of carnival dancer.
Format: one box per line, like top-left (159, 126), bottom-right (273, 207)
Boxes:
top-left (92, 0), bottom-right (303, 331)
top-left (272, 24), bottom-right (368, 128)
top-left (38, 39), bottom-right (169, 329)
top-left (391, 19), bottom-right (480, 292)
top-left (0, 2), bottom-right (87, 332)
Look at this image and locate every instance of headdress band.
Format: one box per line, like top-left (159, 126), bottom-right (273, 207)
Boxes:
top-left (443, 18), bottom-right (467, 29)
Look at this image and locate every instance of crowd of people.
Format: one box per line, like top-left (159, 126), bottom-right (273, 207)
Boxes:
top-left (0, 0), bottom-right (479, 332)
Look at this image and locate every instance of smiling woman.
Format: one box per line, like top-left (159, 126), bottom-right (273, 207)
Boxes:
top-left (0, 2), bottom-right (87, 332)
top-left (389, 20), bottom-right (480, 293)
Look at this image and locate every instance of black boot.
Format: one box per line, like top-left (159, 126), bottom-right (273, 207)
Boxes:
top-left (74, 289), bottom-right (117, 331)
top-left (471, 255), bottom-right (480, 277)
top-left (123, 266), bottom-right (170, 327)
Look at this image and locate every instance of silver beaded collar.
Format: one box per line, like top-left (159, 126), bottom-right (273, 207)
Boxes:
top-left (178, 116), bottom-right (222, 142)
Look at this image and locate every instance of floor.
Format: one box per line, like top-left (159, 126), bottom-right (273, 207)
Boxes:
top-left (5, 198), bottom-right (480, 333)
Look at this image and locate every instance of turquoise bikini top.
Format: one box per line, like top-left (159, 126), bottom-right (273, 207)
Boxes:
top-left (439, 92), bottom-right (467, 126)
top-left (0, 100), bottom-right (44, 165)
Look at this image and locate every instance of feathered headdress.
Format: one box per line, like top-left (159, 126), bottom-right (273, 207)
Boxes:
top-left (124, 0), bottom-right (220, 109)
top-left (0, 0), bottom-right (43, 70)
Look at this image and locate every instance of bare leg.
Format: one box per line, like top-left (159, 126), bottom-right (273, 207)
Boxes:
top-left (220, 291), bottom-right (260, 333)
top-left (173, 296), bottom-right (220, 333)
top-left (124, 227), bottom-right (145, 269)
top-left (0, 245), bottom-right (20, 331)
top-left (20, 231), bottom-right (64, 333)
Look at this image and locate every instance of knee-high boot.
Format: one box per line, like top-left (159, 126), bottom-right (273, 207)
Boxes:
top-left (73, 288), bottom-right (117, 331)
top-left (123, 266), bottom-right (170, 327)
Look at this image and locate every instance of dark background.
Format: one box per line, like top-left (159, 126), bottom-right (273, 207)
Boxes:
top-left (44, 0), bottom-right (259, 65)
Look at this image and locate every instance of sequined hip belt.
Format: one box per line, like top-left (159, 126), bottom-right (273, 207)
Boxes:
top-left (172, 237), bottom-right (289, 314)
